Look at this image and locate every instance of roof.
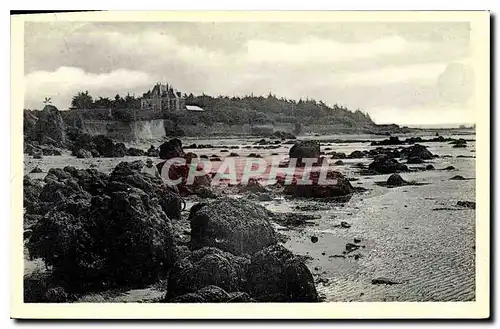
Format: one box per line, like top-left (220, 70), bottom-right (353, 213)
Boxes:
top-left (185, 105), bottom-right (205, 112)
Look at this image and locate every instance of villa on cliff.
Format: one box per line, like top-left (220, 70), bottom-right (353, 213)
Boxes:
top-left (140, 83), bottom-right (188, 113)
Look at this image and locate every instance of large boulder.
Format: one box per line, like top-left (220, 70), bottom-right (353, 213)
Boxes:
top-left (400, 144), bottom-right (434, 160)
top-left (284, 170), bottom-right (354, 198)
top-left (29, 105), bottom-right (67, 147)
top-left (26, 164), bottom-right (179, 292)
top-left (189, 198), bottom-right (277, 255)
top-left (92, 135), bottom-right (114, 156)
top-left (368, 156), bottom-right (408, 174)
top-left (247, 245), bottom-right (318, 302)
top-left (159, 138), bottom-right (185, 160)
top-left (289, 140), bottom-right (320, 166)
top-left (70, 133), bottom-right (98, 156)
top-left (166, 247), bottom-right (250, 300)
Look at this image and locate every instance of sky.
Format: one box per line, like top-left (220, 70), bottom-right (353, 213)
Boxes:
top-left (24, 21), bottom-right (475, 125)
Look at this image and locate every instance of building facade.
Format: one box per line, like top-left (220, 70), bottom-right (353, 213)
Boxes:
top-left (140, 83), bottom-right (186, 113)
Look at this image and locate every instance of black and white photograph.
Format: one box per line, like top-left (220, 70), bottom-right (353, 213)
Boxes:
top-left (10, 10), bottom-right (490, 319)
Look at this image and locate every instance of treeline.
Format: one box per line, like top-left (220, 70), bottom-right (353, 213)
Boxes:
top-left (70, 91), bottom-right (140, 110)
top-left (183, 93), bottom-right (375, 127)
top-left (69, 90), bottom-right (375, 127)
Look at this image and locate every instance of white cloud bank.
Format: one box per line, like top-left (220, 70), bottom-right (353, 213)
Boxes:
top-left (23, 23), bottom-right (474, 125)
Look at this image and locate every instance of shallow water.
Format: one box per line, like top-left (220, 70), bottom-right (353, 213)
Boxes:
top-left (23, 133), bottom-right (476, 302)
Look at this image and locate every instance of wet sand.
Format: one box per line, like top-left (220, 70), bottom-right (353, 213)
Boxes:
top-left (23, 133), bottom-right (476, 302)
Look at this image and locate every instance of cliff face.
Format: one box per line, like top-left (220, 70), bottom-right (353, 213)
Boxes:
top-left (24, 105), bottom-right (399, 143)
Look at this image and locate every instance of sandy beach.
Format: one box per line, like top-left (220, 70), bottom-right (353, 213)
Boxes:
top-left (23, 132), bottom-right (476, 302)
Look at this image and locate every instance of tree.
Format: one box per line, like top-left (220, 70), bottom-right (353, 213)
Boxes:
top-left (71, 91), bottom-right (93, 109)
top-left (94, 96), bottom-right (113, 109)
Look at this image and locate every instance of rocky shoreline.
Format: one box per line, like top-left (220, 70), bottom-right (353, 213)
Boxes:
top-left (22, 105), bottom-right (476, 303)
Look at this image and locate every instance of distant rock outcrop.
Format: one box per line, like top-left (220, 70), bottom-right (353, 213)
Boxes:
top-left (28, 105), bottom-right (67, 148)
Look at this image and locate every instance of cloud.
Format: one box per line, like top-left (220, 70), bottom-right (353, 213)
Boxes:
top-left (23, 22), bottom-right (474, 124)
top-left (339, 63), bottom-right (449, 86)
top-left (245, 36), bottom-right (411, 63)
top-left (369, 105), bottom-right (475, 125)
top-left (24, 67), bottom-right (154, 109)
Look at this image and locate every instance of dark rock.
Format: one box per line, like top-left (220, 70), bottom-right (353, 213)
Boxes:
top-left (228, 152), bottom-right (240, 157)
top-left (405, 136), bottom-right (424, 144)
top-left (247, 245), bottom-right (318, 302)
top-left (406, 156), bottom-right (424, 164)
top-left (400, 144), bottom-right (434, 160)
top-left (24, 272), bottom-right (70, 303)
top-left (247, 153), bottom-right (262, 158)
top-left (284, 170), bottom-right (354, 198)
top-left (146, 145), bottom-right (159, 157)
top-left (289, 140), bottom-right (321, 166)
top-left (159, 138), bottom-right (185, 160)
top-left (157, 159), bottom-right (212, 198)
top-left (340, 221), bottom-right (351, 228)
top-left (450, 175), bottom-right (466, 180)
top-left (189, 198), bottom-right (277, 255)
top-left (30, 166), bottom-right (43, 173)
top-left (442, 165), bottom-right (456, 170)
top-left (41, 145), bottom-right (63, 156)
top-left (109, 142), bottom-right (127, 157)
top-left (311, 236), bottom-right (319, 243)
top-left (271, 131), bottom-right (296, 140)
top-left (27, 169), bottom-right (178, 292)
top-left (329, 151), bottom-right (347, 159)
top-left (368, 156), bottom-right (408, 174)
top-left (166, 247), bottom-right (250, 300)
top-left (348, 150), bottom-right (366, 159)
top-left (345, 243), bottom-right (360, 253)
top-left (227, 291), bottom-right (255, 302)
top-left (457, 201), bottom-right (475, 209)
top-left (372, 277), bottom-right (402, 285)
top-left (425, 164), bottom-right (435, 170)
top-left (29, 105), bottom-right (67, 148)
top-left (450, 139), bottom-right (467, 147)
top-left (111, 161), bottom-right (184, 220)
top-left (386, 173), bottom-right (408, 186)
top-left (169, 292), bottom-right (206, 303)
top-left (334, 160), bottom-right (344, 165)
top-left (32, 150), bottom-right (43, 159)
top-left (76, 149), bottom-right (92, 158)
top-left (23, 176), bottom-right (44, 214)
top-left (274, 213), bottom-right (317, 227)
top-left (371, 136), bottom-right (403, 146)
top-left (238, 178), bottom-right (268, 194)
top-left (127, 147), bottom-right (146, 156)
